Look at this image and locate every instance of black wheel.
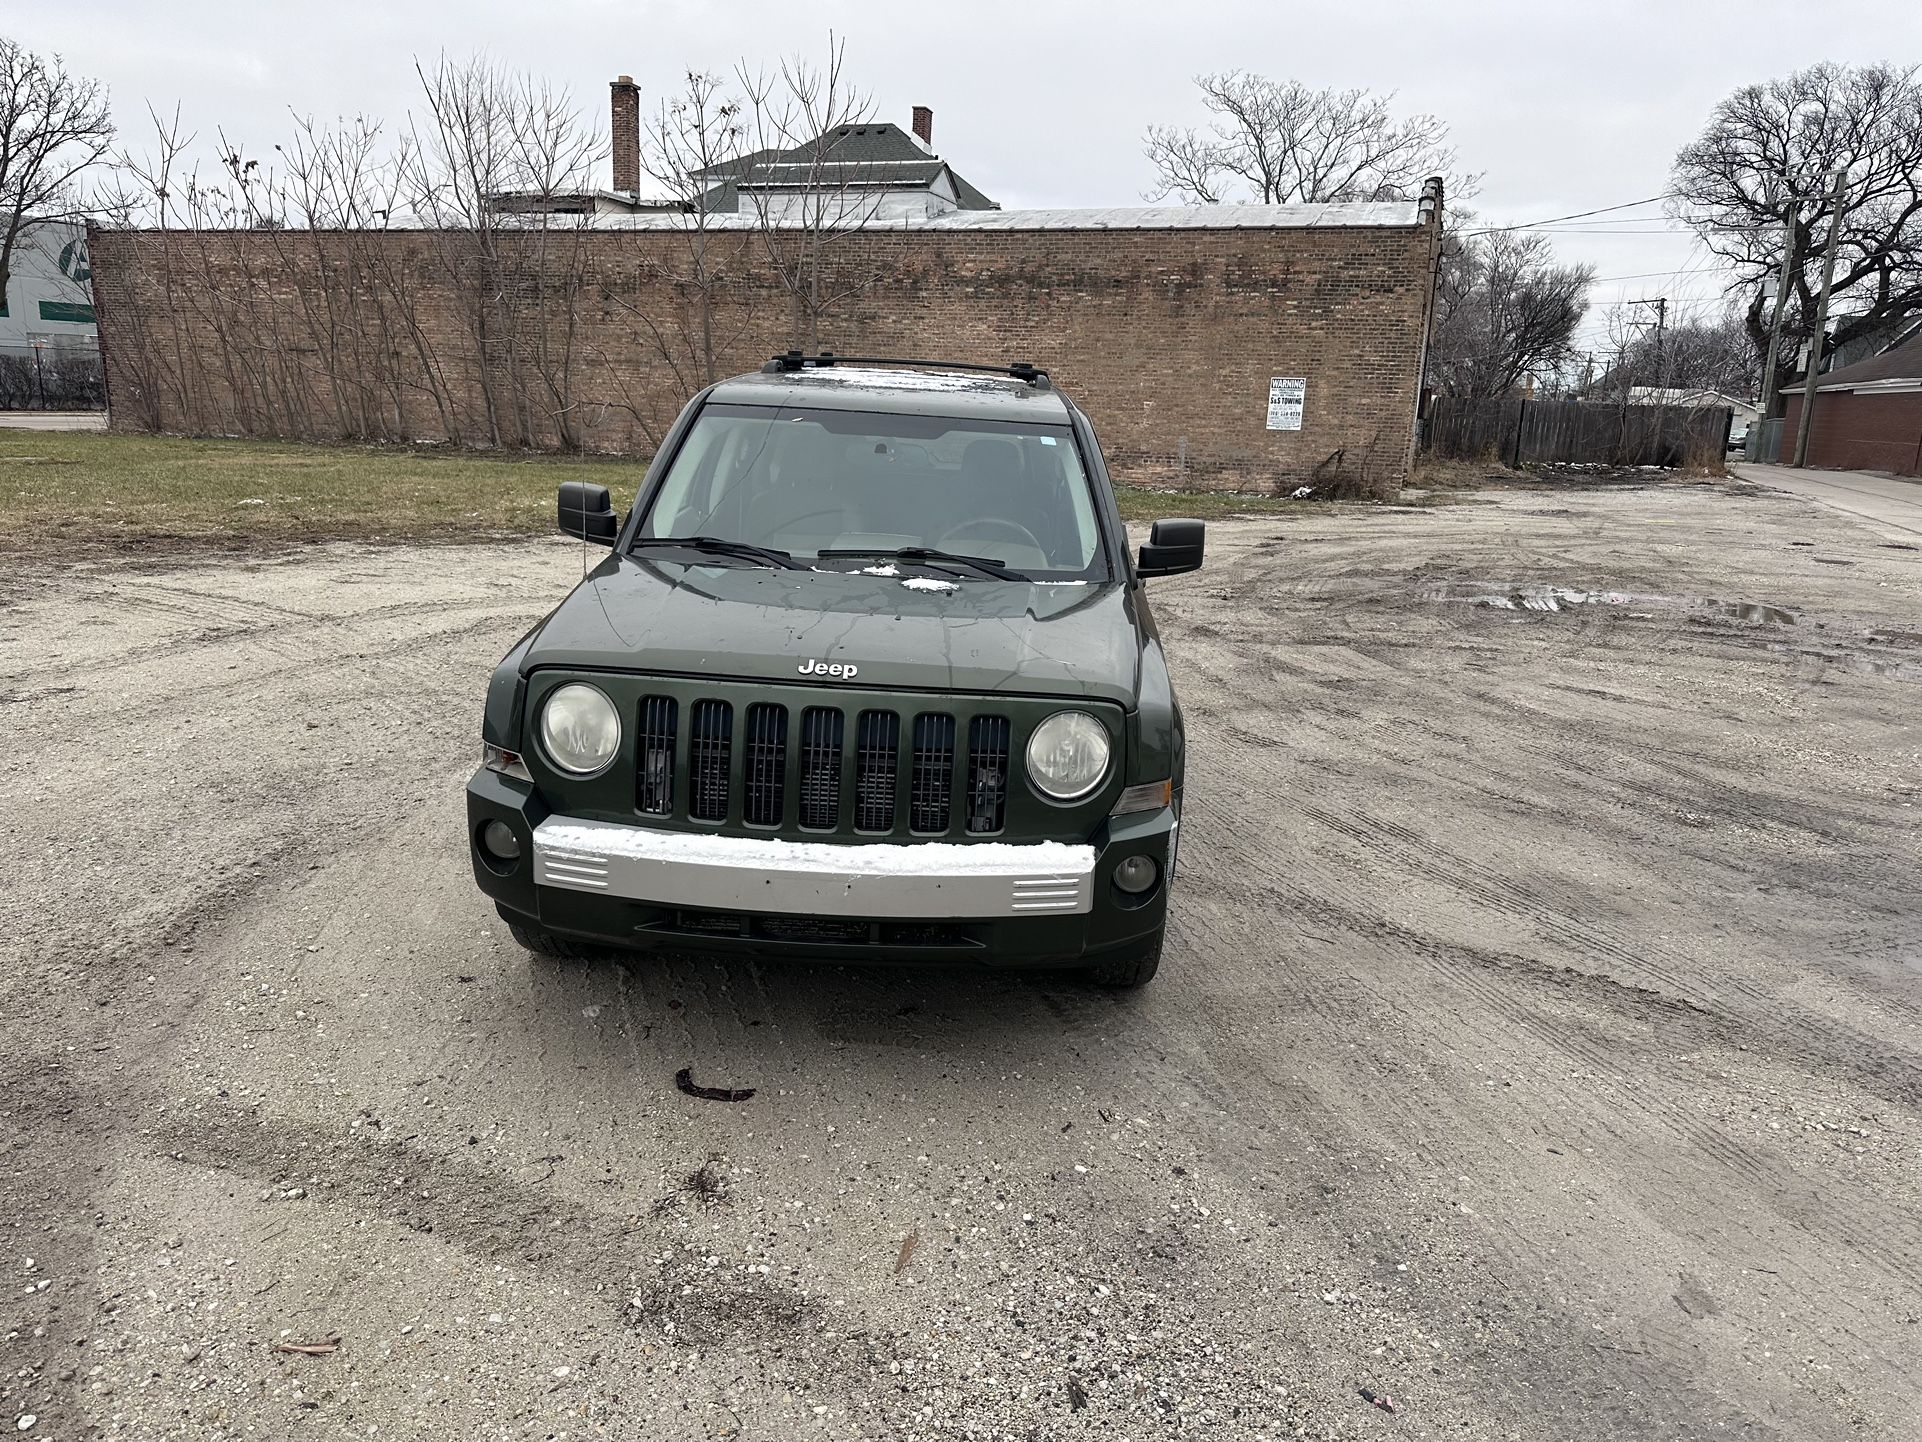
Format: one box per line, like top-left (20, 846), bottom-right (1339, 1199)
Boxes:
top-left (1083, 929), bottom-right (1164, 988)
top-left (499, 907), bottom-right (606, 962)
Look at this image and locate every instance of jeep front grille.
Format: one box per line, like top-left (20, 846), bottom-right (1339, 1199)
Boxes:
top-left (636, 696), bottom-right (677, 815)
top-left (910, 713), bottom-right (957, 834)
top-left (798, 707), bottom-right (844, 830)
top-left (633, 696), bottom-right (1017, 837)
top-left (965, 715), bottom-right (1011, 834)
top-left (854, 710), bottom-right (899, 833)
top-left (688, 699), bottom-right (732, 822)
top-left (743, 702), bottom-right (787, 827)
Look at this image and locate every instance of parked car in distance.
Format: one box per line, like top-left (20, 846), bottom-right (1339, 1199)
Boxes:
top-left (466, 354), bottom-right (1203, 987)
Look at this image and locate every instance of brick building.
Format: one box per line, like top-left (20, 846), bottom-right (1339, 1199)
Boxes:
top-left (1780, 333), bottom-right (1922, 477)
top-left (87, 191), bottom-right (1443, 495)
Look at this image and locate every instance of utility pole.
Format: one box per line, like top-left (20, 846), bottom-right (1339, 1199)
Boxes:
top-left (1751, 223), bottom-right (1794, 460)
top-left (1791, 166), bottom-right (1848, 469)
top-left (1621, 298), bottom-right (1667, 461)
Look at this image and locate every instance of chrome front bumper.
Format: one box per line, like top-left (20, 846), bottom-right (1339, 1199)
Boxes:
top-left (532, 817), bottom-right (1097, 918)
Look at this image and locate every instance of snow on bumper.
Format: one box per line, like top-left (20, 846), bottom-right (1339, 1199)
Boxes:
top-left (532, 818), bottom-right (1097, 918)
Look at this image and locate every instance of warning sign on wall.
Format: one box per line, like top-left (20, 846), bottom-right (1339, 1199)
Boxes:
top-left (1266, 377), bottom-right (1306, 431)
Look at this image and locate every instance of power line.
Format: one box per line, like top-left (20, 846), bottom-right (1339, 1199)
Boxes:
top-left (1531, 216), bottom-right (1682, 227)
top-left (1589, 266), bottom-right (1734, 283)
top-left (1463, 194), bottom-right (1669, 236)
top-left (1515, 227), bottom-right (1688, 235)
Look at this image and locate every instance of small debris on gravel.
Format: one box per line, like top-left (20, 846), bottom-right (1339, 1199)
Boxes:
top-left (1360, 1385), bottom-right (1397, 1413)
top-left (674, 1068), bottom-right (755, 1102)
top-left (685, 1154), bottom-right (731, 1208)
top-left (271, 1337), bottom-right (341, 1356)
top-left (895, 1230), bottom-right (919, 1274)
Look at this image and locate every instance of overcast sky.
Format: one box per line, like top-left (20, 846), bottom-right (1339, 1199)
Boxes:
top-left (15, 0), bottom-right (1922, 356)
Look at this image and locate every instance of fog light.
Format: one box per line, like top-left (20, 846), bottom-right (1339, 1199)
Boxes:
top-left (1114, 854), bottom-right (1158, 894)
top-left (480, 820), bottom-right (521, 861)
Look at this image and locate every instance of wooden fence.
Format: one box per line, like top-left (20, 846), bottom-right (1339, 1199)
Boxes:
top-left (1425, 396), bottom-right (1733, 467)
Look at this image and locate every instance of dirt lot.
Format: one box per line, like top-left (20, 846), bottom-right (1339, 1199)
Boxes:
top-left (2, 478), bottom-right (1919, 1440)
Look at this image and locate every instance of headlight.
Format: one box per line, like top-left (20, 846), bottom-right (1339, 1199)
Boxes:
top-left (539, 683), bottom-right (621, 775)
top-left (1026, 710), bottom-right (1111, 800)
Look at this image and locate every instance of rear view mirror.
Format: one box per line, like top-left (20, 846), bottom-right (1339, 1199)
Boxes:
top-left (559, 481), bottom-right (618, 544)
top-left (1137, 518), bottom-right (1205, 578)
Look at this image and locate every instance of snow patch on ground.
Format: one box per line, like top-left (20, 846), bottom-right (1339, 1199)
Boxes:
top-left (539, 821), bottom-right (1095, 878)
top-left (1476, 587), bottom-right (1634, 612)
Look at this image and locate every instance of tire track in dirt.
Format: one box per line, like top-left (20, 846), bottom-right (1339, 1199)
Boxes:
top-left (1294, 802), bottom-right (1922, 1103)
top-left (1188, 868), bottom-right (1910, 1367)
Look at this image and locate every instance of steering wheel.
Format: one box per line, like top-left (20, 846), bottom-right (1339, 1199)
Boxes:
top-left (767, 508), bottom-right (845, 536)
top-left (935, 516), bottom-right (1045, 559)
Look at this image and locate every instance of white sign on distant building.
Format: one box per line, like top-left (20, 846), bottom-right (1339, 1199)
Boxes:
top-left (1266, 377), bottom-right (1305, 431)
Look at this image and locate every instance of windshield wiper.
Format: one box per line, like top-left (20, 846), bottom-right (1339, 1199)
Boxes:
top-left (818, 546), bottom-right (1030, 582)
top-left (628, 535), bottom-right (802, 570)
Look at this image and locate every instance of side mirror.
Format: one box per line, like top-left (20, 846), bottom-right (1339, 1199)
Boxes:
top-left (558, 481), bottom-right (618, 544)
top-left (1137, 517), bottom-right (1205, 578)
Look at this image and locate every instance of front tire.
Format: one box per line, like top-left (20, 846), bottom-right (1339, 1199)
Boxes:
top-left (1083, 929), bottom-right (1164, 988)
top-left (499, 906), bottom-right (606, 962)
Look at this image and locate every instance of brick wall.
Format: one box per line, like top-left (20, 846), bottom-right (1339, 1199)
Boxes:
top-left (87, 215), bottom-right (1439, 495)
top-left (1780, 390), bottom-right (1922, 477)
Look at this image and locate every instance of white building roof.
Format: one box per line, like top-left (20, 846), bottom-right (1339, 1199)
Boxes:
top-left (571, 200), bottom-right (1425, 232)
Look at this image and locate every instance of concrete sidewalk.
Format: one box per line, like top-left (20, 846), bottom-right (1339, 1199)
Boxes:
top-left (1731, 461), bottom-right (1922, 541)
top-left (0, 409), bottom-right (108, 432)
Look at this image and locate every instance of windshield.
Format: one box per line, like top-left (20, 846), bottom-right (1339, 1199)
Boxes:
top-left (635, 404), bottom-right (1107, 580)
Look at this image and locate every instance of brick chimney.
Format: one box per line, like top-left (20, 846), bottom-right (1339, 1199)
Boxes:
top-left (911, 105), bottom-right (933, 147)
top-left (610, 76), bottom-right (640, 194)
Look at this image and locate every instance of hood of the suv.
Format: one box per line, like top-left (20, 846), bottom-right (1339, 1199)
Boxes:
top-left (520, 554), bottom-right (1145, 706)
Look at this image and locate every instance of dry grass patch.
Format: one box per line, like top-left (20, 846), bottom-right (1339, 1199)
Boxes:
top-left (0, 431), bottom-right (645, 552)
top-left (0, 431), bottom-right (1325, 554)
top-left (1410, 456), bottom-right (1530, 490)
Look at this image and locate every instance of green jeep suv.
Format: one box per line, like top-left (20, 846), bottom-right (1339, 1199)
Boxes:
top-left (466, 355), bottom-right (1202, 986)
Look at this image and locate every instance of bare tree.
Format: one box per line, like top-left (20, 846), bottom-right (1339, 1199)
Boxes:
top-left (1144, 72), bottom-right (1458, 205)
top-left (638, 69), bottom-right (748, 386)
top-left (1671, 62), bottom-right (1922, 404)
top-left (268, 112), bottom-right (433, 440)
top-left (108, 106), bottom-right (287, 434)
top-left (1430, 224), bottom-right (1592, 399)
top-left (109, 90), bottom-right (502, 446)
top-left (402, 53), bottom-right (605, 448)
top-left (738, 36), bottom-right (879, 349)
top-left (590, 70), bottom-right (759, 448)
top-left (1597, 304), bottom-right (1760, 397)
top-left (0, 37), bottom-right (113, 301)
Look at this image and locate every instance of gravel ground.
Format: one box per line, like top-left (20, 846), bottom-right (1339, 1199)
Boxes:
top-left (2, 479), bottom-right (1919, 1441)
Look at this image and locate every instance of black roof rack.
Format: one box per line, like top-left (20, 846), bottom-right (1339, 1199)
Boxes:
top-left (760, 351), bottom-right (1051, 389)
